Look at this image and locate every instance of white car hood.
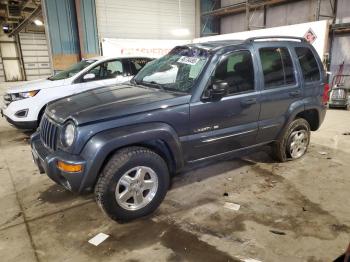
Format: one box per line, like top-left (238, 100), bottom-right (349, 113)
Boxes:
top-left (6, 78), bottom-right (68, 94)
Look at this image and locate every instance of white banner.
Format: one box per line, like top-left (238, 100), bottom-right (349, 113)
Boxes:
top-left (194, 20), bottom-right (329, 59)
top-left (101, 21), bottom-right (329, 60)
top-left (101, 38), bottom-right (191, 58)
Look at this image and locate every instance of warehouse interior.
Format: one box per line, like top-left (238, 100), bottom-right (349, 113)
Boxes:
top-left (0, 1), bottom-right (350, 261)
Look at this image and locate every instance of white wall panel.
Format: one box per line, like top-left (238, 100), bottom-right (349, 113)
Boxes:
top-left (19, 33), bottom-right (52, 80)
top-left (96, 0), bottom-right (195, 39)
top-left (0, 31), bottom-right (22, 81)
top-left (0, 56), bottom-right (4, 82)
top-left (3, 60), bottom-right (22, 81)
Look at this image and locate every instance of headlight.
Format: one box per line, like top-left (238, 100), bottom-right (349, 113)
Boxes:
top-left (63, 123), bottom-right (76, 147)
top-left (11, 90), bottom-right (40, 101)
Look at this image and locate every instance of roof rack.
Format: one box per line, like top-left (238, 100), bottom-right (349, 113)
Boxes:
top-left (245, 36), bottom-right (306, 43)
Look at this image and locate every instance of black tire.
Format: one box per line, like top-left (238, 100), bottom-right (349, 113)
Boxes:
top-left (95, 146), bottom-right (170, 222)
top-left (272, 118), bottom-right (311, 162)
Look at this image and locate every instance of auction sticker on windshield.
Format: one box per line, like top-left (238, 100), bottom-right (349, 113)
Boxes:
top-left (178, 56), bottom-right (200, 65)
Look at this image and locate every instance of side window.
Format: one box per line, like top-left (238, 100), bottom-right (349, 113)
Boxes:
top-left (87, 64), bottom-right (103, 81)
top-left (129, 58), bottom-right (152, 75)
top-left (213, 50), bottom-right (255, 95)
top-left (295, 47), bottom-right (320, 82)
top-left (105, 60), bottom-right (123, 79)
top-left (259, 47), bottom-right (296, 89)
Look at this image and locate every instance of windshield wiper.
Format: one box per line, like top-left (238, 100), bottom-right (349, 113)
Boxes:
top-left (139, 81), bottom-right (165, 90)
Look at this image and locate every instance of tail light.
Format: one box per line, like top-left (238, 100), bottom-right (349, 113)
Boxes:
top-left (322, 83), bottom-right (330, 104)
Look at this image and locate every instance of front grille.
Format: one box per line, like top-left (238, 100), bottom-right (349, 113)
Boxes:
top-left (331, 89), bottom-right (346, 100)
top-left (40, 115), bottom-right (59, 151)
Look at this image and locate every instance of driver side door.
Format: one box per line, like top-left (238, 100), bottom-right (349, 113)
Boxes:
top-left (185, 49), bottom-right (261, 161)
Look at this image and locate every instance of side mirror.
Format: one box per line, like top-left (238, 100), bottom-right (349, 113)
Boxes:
top-left (208, 80), bottom-right (228, 101)
top-left (83, 73), bottom-right (96, 81)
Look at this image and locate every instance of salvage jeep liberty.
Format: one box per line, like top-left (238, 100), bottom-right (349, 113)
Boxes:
top-left (31, 36), bottom-right (327, 221)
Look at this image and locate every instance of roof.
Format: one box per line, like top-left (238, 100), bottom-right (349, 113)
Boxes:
top-left (188, 40), bottom-right (244, 51)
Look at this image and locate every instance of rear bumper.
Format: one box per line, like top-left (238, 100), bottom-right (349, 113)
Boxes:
top-left (30, 132), bottom-right (87, 193)
top-left (328, 99), bottom-right (348, 107)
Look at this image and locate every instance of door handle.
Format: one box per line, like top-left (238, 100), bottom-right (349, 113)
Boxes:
top-left (289, 90), bottom-right (301, 97)
top-left (241, 98), bottom-right (257, 106)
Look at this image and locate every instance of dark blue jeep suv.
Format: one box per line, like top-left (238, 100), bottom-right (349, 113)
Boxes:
top-left (30, 36), bottom-right (327, 221)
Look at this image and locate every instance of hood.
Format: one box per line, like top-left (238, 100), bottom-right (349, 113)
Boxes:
top-left (6, 78), bottom-right (67, 93)
top-left (47, 84), bottom-right (189, 125)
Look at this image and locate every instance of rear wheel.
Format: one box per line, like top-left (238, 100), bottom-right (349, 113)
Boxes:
top-left (272, 118), bottom-right (310, 162)
top-left (95, 146), bottom-right (170, 222)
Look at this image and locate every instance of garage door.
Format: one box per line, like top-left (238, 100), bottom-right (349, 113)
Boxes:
top-left (19, 33), bottom-right (52, 81)
top-left (95, 0), bottom-right (195, 40)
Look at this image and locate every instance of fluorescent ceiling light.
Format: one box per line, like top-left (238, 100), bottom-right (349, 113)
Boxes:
top-left (171, 28), bottom-right (190, 37)
top-left (34, 19), bottom-right (43, 26)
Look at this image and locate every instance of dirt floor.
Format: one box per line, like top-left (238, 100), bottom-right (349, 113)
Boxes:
top-left (0, 84), bottom-right (349, 261)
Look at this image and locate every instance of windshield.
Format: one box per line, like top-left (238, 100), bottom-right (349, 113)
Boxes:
top-left (133, 46), bottom-right (210, 93)
top-left (48, 59), bottom-right (97, 81)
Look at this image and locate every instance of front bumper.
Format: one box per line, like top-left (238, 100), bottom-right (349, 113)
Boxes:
top-left (1, 94), bottom-right (40, 129)
top-left (2, 112), bottom-right (38, 129)
top-left (1, 107), bottom-right (38, 130)
top-left (30, 132), bottom-right (87, 193)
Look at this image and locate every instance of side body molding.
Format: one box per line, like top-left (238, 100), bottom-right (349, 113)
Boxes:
top-left (79, 122), bottom-right (184, 191)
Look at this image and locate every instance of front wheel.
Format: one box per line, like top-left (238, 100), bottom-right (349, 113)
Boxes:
top-left (272, 118), bottom-right (310, 162)
top-left (95, 147), bottom-right (170, 222)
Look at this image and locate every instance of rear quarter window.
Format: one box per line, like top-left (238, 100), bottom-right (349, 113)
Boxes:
top-left (295, 47), bottom-right (321, 82)
top-left (259, 47), bottom-right (296, 89)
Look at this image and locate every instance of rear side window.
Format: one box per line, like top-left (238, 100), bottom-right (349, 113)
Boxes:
top-left (295, 47), bottom-right (320, 82)
top-left (259, 47), bottom-right (296, 89)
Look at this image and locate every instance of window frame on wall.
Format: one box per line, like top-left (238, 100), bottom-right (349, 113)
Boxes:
top-left (258, 46), bottom-right (297, 90)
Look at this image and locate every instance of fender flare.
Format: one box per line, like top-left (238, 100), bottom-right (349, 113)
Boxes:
top-left (78, 122), bottom-right (184, 191)
top-left (276, 101), bottom-right (305, 140)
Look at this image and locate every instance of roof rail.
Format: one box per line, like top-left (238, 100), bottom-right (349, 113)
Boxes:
top-left (245, 36), bottom-right (306, 43)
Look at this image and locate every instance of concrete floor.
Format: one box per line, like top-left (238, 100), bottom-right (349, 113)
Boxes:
top-left (0, 83), bottom-right (349, 261)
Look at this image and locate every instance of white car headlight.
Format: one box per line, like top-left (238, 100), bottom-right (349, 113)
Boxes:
top-left (63, 123), bottom-right (76, 147)
top-left (12, 90), bottom-right (40, 101)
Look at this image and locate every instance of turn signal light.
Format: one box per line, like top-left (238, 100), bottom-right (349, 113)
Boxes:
top-left (57, 161), bottom-right (82, 173)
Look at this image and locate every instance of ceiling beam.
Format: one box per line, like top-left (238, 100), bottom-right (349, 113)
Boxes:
top-left (8, 5), bottom-right (41, 37)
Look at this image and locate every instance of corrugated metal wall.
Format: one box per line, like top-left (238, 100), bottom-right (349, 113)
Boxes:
top-left (220, 0), bottom-right (334, 33)
top-left (331, 0), bottom-right (350, 77)
top-left (95, 0), bottom-right (196, 39)
top-left (43, 0), bottom-right (80, 70)
top-left (19, 32), bottom-right (52, 80)
top-left (76, 0), bottom-right (99, 58)
top-left (336, 0), bottom-right (350, 24)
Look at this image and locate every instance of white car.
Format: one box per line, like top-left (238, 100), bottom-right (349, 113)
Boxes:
top-left (1, 56), bottom-right (153, 129)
